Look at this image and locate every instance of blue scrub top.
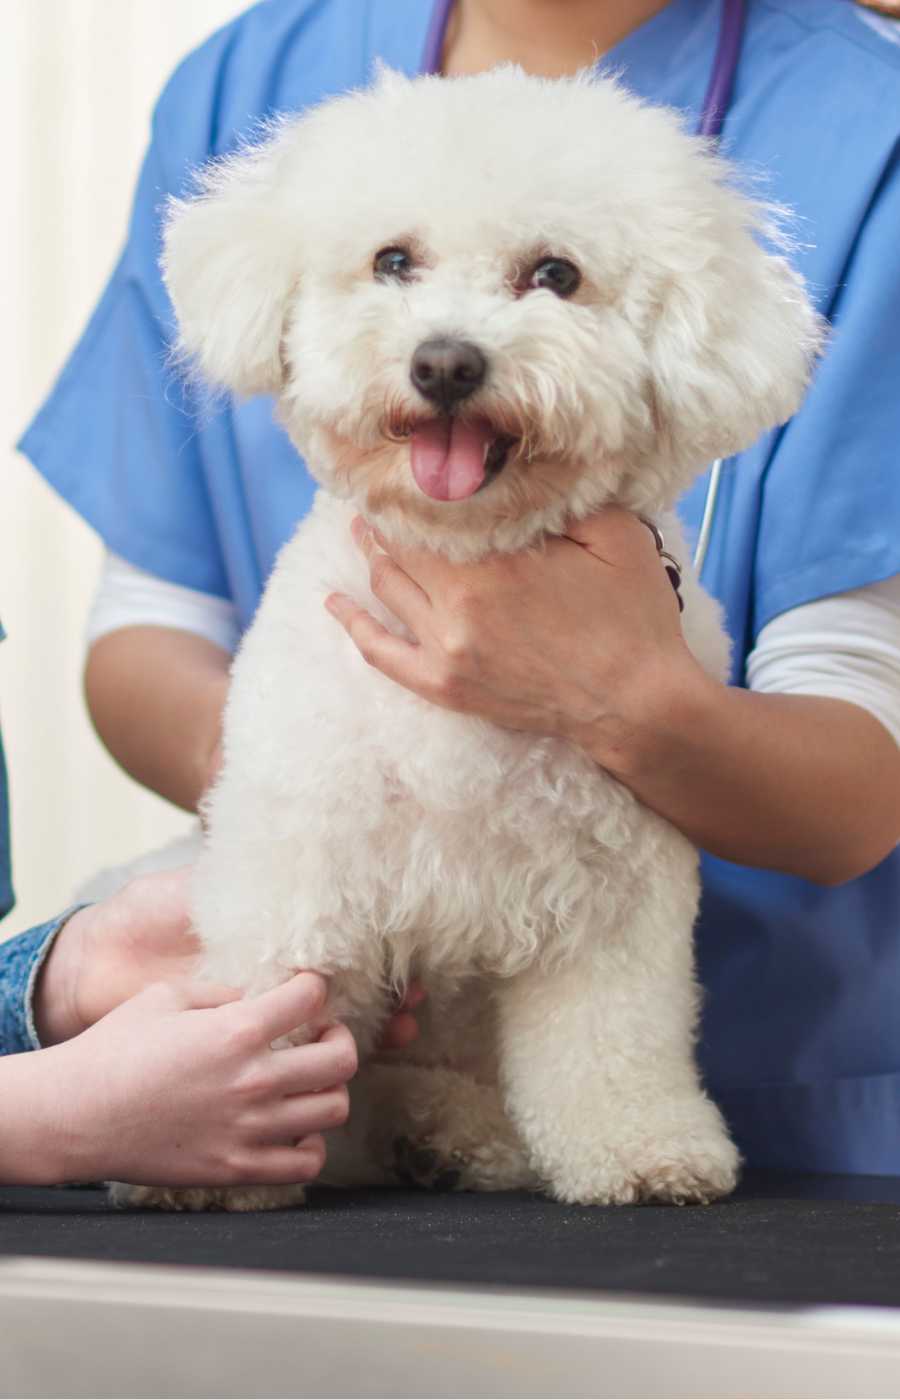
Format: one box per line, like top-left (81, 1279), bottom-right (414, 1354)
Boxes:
top-left (19, 0), bottom-right (900, 1172)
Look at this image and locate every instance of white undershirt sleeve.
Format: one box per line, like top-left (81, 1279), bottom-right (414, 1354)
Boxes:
top-left (86, 551), bottom-right (242, 655)
top-left (746, 574), bottom-right (900, 751)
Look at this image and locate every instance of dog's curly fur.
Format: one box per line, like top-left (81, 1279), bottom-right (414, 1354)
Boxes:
top-left (110, 66), bottom-right (824, 1212)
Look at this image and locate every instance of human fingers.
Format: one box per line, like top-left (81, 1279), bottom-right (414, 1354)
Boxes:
top-left (215, 1135), bottom-right (328, 1186)
top-left (564, 505), bottom-right (661, 568)
top-left (379, 977), bottom-right (427, 1048)
top-left (378, 1009), bottom-right (420, 1049)
top-left (325, 593), bottom-right (439, 693)
top-left (363, 522), bottom-right (460, 595)
top-left (241, 971), bottom-right (328, 1041)
top-left (263, 1083), bottom-right (350, 1140)
top-left (351, 529), bottom-right (433, 637)
top-left (401, 977), bottom-right (427, 1010)
top-left (269, 1021), bottom-right (358, 1093)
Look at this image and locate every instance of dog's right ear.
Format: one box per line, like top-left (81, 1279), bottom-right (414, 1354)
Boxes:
top-left (162, 126), bottom-right (300, 397)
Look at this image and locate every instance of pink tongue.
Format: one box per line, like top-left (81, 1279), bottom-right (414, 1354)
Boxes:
top-left (410, 418), bottom-right (493, 501)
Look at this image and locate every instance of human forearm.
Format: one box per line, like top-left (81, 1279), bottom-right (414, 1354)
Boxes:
top-left (85, 627), bottom-right (230, 811)
top-left (597, 664), bottom-right (900, 885)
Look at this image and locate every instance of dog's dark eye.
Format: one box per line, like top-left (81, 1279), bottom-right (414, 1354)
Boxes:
top-left (374, 247), bottom-right (414, 281)
top-left (529, 258), bottom-right (581, 298)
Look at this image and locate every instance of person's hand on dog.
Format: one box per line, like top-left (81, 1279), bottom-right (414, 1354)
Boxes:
top-left (0, 971), bottom-right (356, 1187)
top-left (329, 508), bottom-right (900, 883)
top-left (34, 865), bottom-right (423, 1048)
top-left (34, 867), bottom-right (201, 1046)
top-left (326, 507), bottom-right (694, 780)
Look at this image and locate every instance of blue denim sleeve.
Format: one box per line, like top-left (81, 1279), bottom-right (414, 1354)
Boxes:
top-left (0, 910), bottom-right (83, 1055)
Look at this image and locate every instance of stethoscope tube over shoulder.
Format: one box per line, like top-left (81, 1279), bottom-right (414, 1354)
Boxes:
top-left (696, 0), bottom-right (747, 139)
top-left (422, 0), bottom-right (748, 140)
top-left (692, 2), bottom-right (746, 570)
top-left (693, 459), bottom-right (724, 574)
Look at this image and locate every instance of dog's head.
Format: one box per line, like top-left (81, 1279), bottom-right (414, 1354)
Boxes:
top-left (164, 66), bottom-right (825, 558)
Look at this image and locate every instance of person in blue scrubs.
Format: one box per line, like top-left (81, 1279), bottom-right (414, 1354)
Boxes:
top-left (20, 0), bottom-right (900, 1175)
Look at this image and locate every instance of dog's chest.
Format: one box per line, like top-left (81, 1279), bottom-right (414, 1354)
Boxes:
top-left (223, 494), bottom-right (674, 969)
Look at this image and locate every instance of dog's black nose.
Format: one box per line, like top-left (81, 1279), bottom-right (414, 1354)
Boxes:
top-left (410, 339), bottom-right (487, 408)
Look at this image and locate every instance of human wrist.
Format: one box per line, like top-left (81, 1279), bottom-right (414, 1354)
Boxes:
top-left (581, 647), bottom-right (721, 781)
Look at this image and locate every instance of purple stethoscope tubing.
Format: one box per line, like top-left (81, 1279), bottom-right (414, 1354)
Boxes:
top-left (421, 0), bottom-right (457, 74)
top-left (696, 0), bottom-right (747, 138)
top-left (422, 0), bottom-right (747, 141)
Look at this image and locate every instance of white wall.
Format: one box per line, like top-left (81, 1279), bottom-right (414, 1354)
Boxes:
top-left (0, 0), bottom-right (251, 938)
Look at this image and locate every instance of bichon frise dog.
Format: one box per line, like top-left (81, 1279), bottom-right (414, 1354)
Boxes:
top-left (113, 66), bottom-right (823, 1212)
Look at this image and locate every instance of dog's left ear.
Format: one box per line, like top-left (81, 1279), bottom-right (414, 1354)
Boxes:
top-left (162, 124), bottom-right (301, 396)
top-left (646, 185), bottom-right (827, 484)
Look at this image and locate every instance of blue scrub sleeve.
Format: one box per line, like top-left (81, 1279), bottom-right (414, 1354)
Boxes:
top-left (752, 138), bottom-right (900, 635)
top-left (0, 911), bottom-right (84, 1056)
top-left (18, 37), bottom-right (235, 602)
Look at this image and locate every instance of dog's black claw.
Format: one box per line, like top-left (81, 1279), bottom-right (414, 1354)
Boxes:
top-left (432, 1169), bottom-right (462, 1192)
top-left (409, 1148), bottom-right (441, 1177)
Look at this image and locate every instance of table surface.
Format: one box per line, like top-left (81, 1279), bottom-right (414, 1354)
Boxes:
top-left (1, 1171), bottom-right (899, 1309)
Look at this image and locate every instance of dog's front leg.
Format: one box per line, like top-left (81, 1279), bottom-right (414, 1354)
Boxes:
top-left (496, 902), bottom-right (740, 1206)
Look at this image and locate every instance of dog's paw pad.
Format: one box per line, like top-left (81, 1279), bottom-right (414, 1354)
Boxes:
top-left (409, 1147), bottom-right (441, 1176)
top-left (392, 1135), bottom-right (466, 1191)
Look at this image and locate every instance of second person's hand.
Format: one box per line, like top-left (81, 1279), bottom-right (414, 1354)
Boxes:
top-left (3, 971), bottom-right (357, 1188)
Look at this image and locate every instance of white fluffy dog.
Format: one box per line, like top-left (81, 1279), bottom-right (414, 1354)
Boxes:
top-left (113, 66), bottom-right (823, 1212)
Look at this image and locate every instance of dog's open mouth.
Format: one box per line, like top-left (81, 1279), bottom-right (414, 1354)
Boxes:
top-left (409, 417), bottom-right (518, 501)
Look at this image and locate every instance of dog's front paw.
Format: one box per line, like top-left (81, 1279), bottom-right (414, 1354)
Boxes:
top-left (392, 1135), bottom-right (465, 1191)
top-left (392, 1126), bottom-right (536, 1193)
top-left (543, 1101), bottom-right (740, 1206)
top-left (108, 1182), bottom-right (308, 1212)
top-left (390, 1069), bottom-right (538, 1193)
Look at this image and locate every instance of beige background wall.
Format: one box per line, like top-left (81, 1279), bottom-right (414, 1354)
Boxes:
top-left (0, 0), bottom-right (251, 938)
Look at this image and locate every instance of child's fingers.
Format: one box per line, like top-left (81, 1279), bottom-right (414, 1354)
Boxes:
top-left (377, 1009), bottom-right (420, 1049)
top-left (402, 977), bottom-right (428, 1010)
top-left (243, 971), bottom-right (328, 1040)
top-left (235, 1135), bottom-right (327, 1185)
top-left (269, 1022), bottom-right (358, 1093)
top-left (265, 1084), bottom-right (350, 1140)
top-left (378, 978), bottom-right (427, 1048)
